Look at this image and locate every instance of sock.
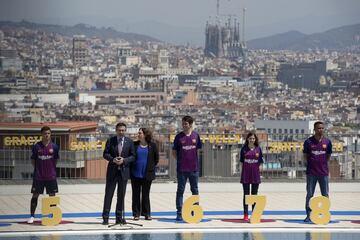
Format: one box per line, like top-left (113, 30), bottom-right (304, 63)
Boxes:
top-left (30, 197), bottom-right (38, 217)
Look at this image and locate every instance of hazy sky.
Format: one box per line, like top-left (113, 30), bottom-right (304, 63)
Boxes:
top-left (1, 0), bottom-right (360, 44)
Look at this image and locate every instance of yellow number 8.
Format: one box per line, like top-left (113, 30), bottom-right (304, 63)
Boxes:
top-left (181, 232), bottom-right (203, 240)
top-left (309, 196), bottom-right (331, 225)
top-left (310, 232), bottom-right (331, 240)
top-left (182, 195), bottom-right (203, 224)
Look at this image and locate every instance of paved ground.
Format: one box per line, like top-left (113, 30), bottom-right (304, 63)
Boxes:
top-left (0, 182), bottom-right (359, 235)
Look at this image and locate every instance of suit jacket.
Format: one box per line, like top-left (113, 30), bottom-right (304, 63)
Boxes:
top-left (103, 135), bottom-right (135, 180)
top-left (131, 141), bottom-right (159, 181)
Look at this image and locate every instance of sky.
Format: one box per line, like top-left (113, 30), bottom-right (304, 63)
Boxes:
top-left (1, 0), bottom-right (360, 45)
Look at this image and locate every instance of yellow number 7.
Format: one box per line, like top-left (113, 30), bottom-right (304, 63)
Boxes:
top-left (245, 195), bottom-right (266, 224)
top-left (42, 196), bottom-right (62, 226)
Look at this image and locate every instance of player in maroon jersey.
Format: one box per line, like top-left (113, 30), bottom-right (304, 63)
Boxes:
top-left (27, 126), bottom-right (59, 224)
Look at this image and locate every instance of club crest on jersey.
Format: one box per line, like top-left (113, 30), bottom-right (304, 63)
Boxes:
top-left (181, 140), bottom-right (186, 144)
top-left (49, 148), bottom-right (54, 154)
top-left (255, 153), bottom-right (259, 158)
top-left (322, 144), bottom-right (327, 149)
top-left (192, 139), bottom-right (196, 144)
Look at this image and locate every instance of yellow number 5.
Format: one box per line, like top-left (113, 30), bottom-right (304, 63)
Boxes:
top-left (310, 196), bottom-right (331, 225)
top-left (42, 196), bottom-right (62, 226)
top-left (245, 195), bottom-right (266, 224)
top-left (182, 195), bottom-right (203, 223)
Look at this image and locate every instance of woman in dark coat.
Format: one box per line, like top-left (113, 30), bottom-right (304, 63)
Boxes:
top-left (131, 128), bottom-right (159, 220)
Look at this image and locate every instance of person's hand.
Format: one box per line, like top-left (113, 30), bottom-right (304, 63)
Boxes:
top-left (114, 157), bottom-right (123, 165)
top-left (116, 157), bottom-right (124, 165)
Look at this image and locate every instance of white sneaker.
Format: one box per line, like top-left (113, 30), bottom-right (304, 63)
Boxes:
top-left (27, 216), bottom-right (34, 224)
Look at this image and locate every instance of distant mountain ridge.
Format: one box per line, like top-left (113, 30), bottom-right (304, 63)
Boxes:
top-left (0, 20), bottom-right (160, 43)
top-left (1, 20), bottom-right (359, 50)
top-left (247, 23), bottom-right (360, 50)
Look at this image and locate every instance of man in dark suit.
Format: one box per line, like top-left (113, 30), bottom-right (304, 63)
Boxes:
top-left (102, 122), bottom-right (135, 225)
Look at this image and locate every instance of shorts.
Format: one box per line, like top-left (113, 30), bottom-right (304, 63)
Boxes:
top-left (31, 179), bottom-right (58, 194)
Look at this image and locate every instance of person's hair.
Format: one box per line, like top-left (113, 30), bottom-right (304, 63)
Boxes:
top-left (40, 126), bottom-right (51, 133)
top-left (244, 132), bottom-right (259, 147)
top-left (182, 115), bottom-right (194, 125)
top-left (314, 121), bottom-right (324, 129)
top-left (139, 128), bottom-right (152, 143)
top-left (116, 122), bottom-right (127, 130)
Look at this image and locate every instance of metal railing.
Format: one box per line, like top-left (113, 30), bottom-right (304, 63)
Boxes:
top-left (0, 132), bottom-right (358, 181)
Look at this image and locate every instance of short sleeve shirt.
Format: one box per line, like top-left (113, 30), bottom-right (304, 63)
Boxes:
top-left (173, 131), bottom-right (202, 172)
top-left (303, 136), bottom-right (332, 176)
top-left (31, 141), bottom-right (59, 181)
top-left (240, 146), bottom-right (264, 184)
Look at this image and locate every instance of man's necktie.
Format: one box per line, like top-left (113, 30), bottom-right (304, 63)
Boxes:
top-left (118, 138), bottom-right (123, 156)
top-left (117, 138), bottom-right (123, 170)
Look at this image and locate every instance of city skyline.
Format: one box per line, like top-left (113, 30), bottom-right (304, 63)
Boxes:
top-left (1, 0), bottom-right (360, 45)
top-left (0, 2), bottom-right (359, 183)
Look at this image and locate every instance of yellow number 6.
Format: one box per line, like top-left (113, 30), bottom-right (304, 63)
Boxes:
top-left (182, 195), bottom-right (203, 224)
top-left (245, 195), bottom-right (266, 224)
top-left (42, 196), bottom-right (62, 226)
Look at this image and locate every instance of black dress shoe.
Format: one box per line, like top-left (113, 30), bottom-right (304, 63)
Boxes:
top-left (102, 218), bottom-right (109, 225)
top-left (116, 218), bottom-right (126, 224)
top-left (145, 216), bottom-right (152, 221)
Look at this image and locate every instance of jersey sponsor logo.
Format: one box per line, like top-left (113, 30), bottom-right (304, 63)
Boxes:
top-left (244, 159), bottom-right (258, 164)
top-left (311, 150), bottom-right (326, 156)
top-left (182, 145), bottom-right (196, 151)
top-left (38, 155), bottom-right (53, 160)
